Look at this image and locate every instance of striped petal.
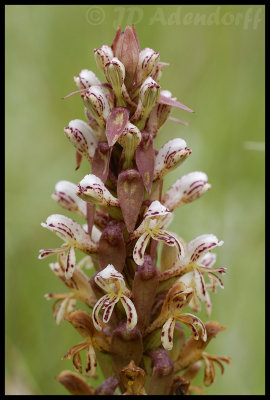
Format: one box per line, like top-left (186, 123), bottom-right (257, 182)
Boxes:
top-left (177, 313), bottom-right (207, 342)
top-left (153, 138), bottom-right (191, 180)
top-left (161, 317), bottom-right (176, 351)
top-left (92, 294), bottom-right (109, 331)
top-left (102, 296), bottom-right (118, 323)
top-left (64, 119), bottom-right (98, 160)
top-left (55, 297), bottom-right (76, 325)
top-left (207, 272), bottom-right (224, 289)
top-left (77, 174), bottom-right (119, 207)
top-left (152, 230), bottom-right (183, 258)
top-left (65, 246), bottom-right (76, 280)
top-left (51, 180), bottom-right (87, 217)
top-left (144, 200), bottom-right (170, 220)
top-left (74, 69), bottom-right (101, 89)
top-left (41, 214), bottom-right (93, 248)
top-left (198, 252), bottom-right (217, 268)
top-left (120, 295), bottom-right (138, 330)
top-left (163, 172), bottom-right (211, 211)
top-left (193, 268), bottom-right (207, 302)
top-left (185, 234), bottom-right (224, 265)
top-left (202, 355), bottom-right (215, 386)
top-left (38, 246), bottom-right (68, 259)
top-left (133, 232), bottom-right (150, 266)
top-left (85, 344), bottom-right (98, 378)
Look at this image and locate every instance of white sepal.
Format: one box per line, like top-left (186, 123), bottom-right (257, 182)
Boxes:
top-left (77, 174), bottom-right (119, 207)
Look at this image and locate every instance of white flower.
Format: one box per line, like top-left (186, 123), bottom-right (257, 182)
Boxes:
top-left (131, 200), bottom-right (184, 266)
top-left (92, 265), bottom-right (137, 331)
top-left (176, 235), bottom-right (226, 315)
top-left (39, 214), bottom-right (98, 279)
top-left (163, 171), bottom-right (211, 211)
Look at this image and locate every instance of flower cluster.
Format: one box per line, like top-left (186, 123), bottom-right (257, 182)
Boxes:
top-left (40, 26), bottom-right (230, 395)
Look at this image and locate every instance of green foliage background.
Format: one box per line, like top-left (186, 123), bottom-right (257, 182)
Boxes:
top-left (5, 5), bottom-right (265, 395)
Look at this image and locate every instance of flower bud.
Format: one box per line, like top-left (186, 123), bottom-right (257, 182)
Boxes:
top-left (104, 57), bottom-right (125, 98)
top-left (118, 26), bottom-right (140, 90)
top-left (140, 77), bottom-right (161, 110)
top-left (74, 69), bottom-right (101, 89)
top-left (94, 45), bottom-right (113, 73)
top-left (118, 122), bottom-right (142, 167)
top-left (77, 174), bottom-right (119, 207)
top-left (138, 48), bottom-right (160, 83)
top-left (145, 90), bottom-right (172, 138)
top-left (81, 86), bottom-right (110, 128)
top-left (64, 119), bottom-right (98, 162)
top-left (131, 77), bottom-right (161, 130)
top-left (163, 171), bottom-right (211, 210)
top-left (153, 138), bottom-right (191, 180)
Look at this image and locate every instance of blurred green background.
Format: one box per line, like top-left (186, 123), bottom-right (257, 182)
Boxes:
top-left (5, 5), bottom-right (265, 395)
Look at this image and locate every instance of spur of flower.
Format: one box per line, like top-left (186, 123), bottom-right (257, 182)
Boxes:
top-left (39, 25), bottom-right (230, 396)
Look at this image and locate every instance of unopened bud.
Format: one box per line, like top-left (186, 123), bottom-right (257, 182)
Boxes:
top-left (163, 171), bottom-right (211, 210)
top-left (131, 77), bottom-right (160, 130)
top-left (77, 174), bottom-right (119, 207)
top-left (154, 138), bottom-right (191, 180)
top-left (74, 69), bottom-right (101, 89)
top-left (94, 45), bottom-right (113, 73)
top-left (118, 122), bottom-right (142, 167)
top-left (104, 57), bottom-right (125, 98)
top-left (81, 86), bottom-right (110, 128)
top-left (64, 119), bottom-right (98, 162)
top-left (138, 48), bottom-right (160, 83)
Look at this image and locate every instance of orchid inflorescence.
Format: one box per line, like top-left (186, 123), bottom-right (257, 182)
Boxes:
top-left (40, 25), bottom-right (230, 395)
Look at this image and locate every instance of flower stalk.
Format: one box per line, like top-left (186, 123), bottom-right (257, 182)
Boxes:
top-left (40, 25), bottom-right (230, 395)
